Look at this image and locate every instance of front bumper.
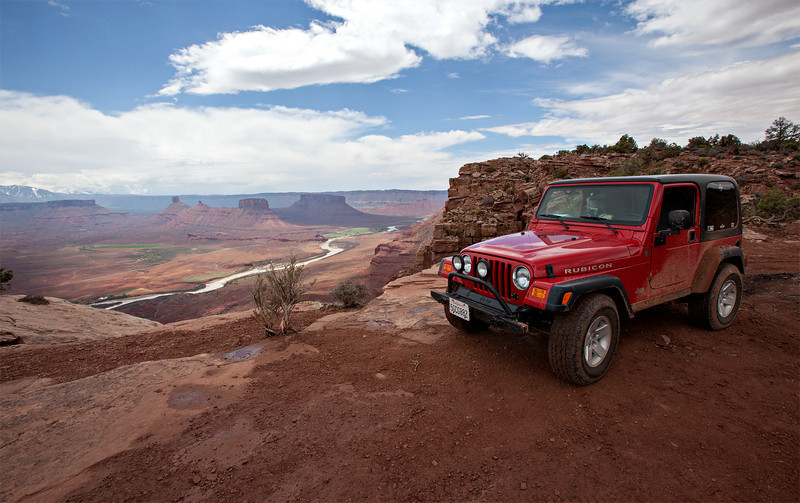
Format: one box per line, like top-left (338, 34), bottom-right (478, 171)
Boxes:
top-left (430, 271), bottom-right (531, 335)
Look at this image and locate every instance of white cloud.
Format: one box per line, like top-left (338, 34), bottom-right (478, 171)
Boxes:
top-left (503, 4), bottom-right (543, 24)
top-left (626, 0), bottom-right (800, 48)
top-left (161, 23), bottom-right (422, 95)
top-left (506, 35), bottom-right (588, 63)
top-left (47, 1), bottom-right (70, 16)
top-left (460, 115), bottom-right (492, 120)
top-left (485, 50), bottom-right (800, 145)
top-left (161, 0), bottom-right (561, 95)
top-left (0, 90), bottom-right (483, 194)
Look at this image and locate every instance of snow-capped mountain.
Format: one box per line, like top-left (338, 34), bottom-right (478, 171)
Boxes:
top-left (0, 185), bottom-right (65, 203)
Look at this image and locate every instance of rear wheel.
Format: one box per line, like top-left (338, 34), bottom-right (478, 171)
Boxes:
top-left (548, 293), bottom-right (619, 385)
top-left (444, 307), bottom-right (488, 333)
top-left (688, 263), bottom-right (742, 330)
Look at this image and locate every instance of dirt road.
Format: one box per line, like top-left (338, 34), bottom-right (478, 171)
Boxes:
top-left (1, 232), bottom-right (798, 502)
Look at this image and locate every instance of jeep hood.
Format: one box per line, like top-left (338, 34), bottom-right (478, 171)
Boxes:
top-left (463, 230), bottom-right (633, 278)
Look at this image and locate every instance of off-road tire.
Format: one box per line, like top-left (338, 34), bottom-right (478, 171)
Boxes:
top-left (688, 263), bottom-right (742, 330)
top-left (444, 307), bottom-right (489, 333)
top-left (548, 293), bottom-right (619, 385)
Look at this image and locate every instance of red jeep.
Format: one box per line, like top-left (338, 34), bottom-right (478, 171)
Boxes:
top-left (431, 174), bottom-right (746, 385)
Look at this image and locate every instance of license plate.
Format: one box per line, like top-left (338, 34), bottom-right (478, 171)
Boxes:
top-left (449, 298), bottom-right (470, 321)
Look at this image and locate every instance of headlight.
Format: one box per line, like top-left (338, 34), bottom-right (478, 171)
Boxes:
top-left (476, 260), bottom-right (489, 279)
top-left (462, 255), bottom-right (472, 274)
top-left (452, 255), bottom-right (463, 272)
top-left (513, 266), bottom-right (531, 290)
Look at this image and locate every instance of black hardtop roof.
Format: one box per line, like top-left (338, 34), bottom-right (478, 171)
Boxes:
top-left (548, 174), bottom-right (737, 187)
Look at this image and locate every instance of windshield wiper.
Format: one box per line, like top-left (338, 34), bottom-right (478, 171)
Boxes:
top-left (540, 213), bottom-right (570, 229)
top-left (580, 215), bottom-right (618, 233)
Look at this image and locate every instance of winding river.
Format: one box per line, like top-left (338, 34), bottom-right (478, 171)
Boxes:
top-left (93, 238), bottom-right (346, 310)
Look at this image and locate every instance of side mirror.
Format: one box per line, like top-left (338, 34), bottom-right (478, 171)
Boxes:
top-left (668, 210), bottom-right (692, 231)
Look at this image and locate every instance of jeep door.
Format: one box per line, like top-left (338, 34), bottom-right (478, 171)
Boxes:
top-left (649, 184), bottom-right (702, 289)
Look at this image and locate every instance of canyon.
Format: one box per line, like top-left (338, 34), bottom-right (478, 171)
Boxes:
top-left (0, 192), bottom-right (440, 320)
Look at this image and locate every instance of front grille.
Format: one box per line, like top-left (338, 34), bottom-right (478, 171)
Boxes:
top-left (472, 256), bottom-right (515, 302)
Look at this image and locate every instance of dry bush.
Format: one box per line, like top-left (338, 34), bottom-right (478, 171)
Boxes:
top-left (18, 295), bottom-right (49, 305)
top-left (252, 256), bottom-right (315, 335)
top-left (330, 281), bottom-right (369, 308)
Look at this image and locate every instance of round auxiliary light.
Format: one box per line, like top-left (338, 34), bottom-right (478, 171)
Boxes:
top-left (452, 254), bottom-right (464, 272)
top-left (462, 255), bottom-right (472, 274)
top-left (513, 266), bottom-right (531, 290)
top-left (476, 260), bottom-right (489, 279)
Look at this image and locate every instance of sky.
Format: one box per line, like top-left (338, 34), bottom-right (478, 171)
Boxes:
top-left (1, 0), bottom-right (799, 195)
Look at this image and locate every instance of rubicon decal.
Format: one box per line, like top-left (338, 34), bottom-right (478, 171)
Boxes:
top-left (563, 263), bottom-right (613, 275)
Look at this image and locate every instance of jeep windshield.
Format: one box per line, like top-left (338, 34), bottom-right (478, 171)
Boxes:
top-left (536, 183), bottom-right (654, 226)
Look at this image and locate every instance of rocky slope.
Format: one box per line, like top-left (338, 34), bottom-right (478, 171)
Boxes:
top-left (160, 199), bottom-right (301, 237)
top-left (428, 150), bottom-right (800, 261)
top-left (0, 200), bottom-right (144, 241)
top-left (0, 295), bottom-right (160, 345)
top-left (146, 196), bottom-right (190, 226)
top-left (363, 209), bottom-right (443, 293)
top-left (363, 199), bottom-right (444, 218)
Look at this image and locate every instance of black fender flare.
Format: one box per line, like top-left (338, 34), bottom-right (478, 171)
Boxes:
top-left (691, 245), bottom-right (746, 294)
top-left (547, 274), bottom-right (634, 318)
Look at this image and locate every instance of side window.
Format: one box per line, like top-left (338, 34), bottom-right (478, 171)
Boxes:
top-left (657, 186), bottom-right (697, 231)
top-left (705, 181), bottom-right (738, 231)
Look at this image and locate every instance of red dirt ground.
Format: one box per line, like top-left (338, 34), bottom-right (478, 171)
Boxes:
top-left (1, 230), bottom-right (798, 502)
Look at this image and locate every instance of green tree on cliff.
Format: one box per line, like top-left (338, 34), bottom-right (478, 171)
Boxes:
top-left (765, 117), bottom-right (799, 145)
top-left (0, 268), bottom-right (12, 292)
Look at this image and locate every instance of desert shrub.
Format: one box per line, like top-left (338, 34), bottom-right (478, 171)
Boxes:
top-left (330, 281), bottom-right (369, 308)
top-left (575, 144), bottom-right (591, 154)
top-left (0, 268), bottom-right (12, 292)
top-left (754, 188), bottom-right (800, 221)
top-left (252, 256), bottom-right (315, 335)
top-left (687, 136), bottom-right (710, 151)
top-left (640, 138), bottom-right (682, 162)
top-left (662, 144), bottom-right (682, 158)
top-left (610, 157), bottom-right (645, 176)
top-left (18, 295), bottom-right (49, 305)
top-left (607, 134), bottom-right (638, 153)
top-left (552, 167), bottom-right (569, 179)
top-left (696, 157), bottom-right (709, 167)
top-left (713, 134), bottom-right (742, 154)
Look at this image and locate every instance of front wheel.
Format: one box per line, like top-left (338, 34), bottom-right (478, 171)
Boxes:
top-left (548, 293), bottom-right (619, 385)
top-left (688, 263), bottom-right (742, 330)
